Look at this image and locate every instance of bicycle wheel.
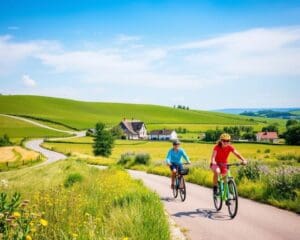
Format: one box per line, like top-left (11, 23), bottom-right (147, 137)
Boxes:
top-left (213, 183), bottom-right (223, 211)
top-left (172, 177), bottom-right (178, 198)
top-left (179, 177), bottom-right (186, 202)
top-left (227, 179), bottom-right (238, 219)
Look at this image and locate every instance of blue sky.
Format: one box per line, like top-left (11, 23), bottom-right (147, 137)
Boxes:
top-left (0, 0), bottom-right (300, 109)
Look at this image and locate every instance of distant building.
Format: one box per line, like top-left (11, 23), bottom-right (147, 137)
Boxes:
top-left (86, 128), bottom-right (96, 136)
top-left (256, 131), bottom-right (279, 144)
top-left (119, 119), bottom-right (147, 140)
top-left (148, 129), bottom-right (177, 141)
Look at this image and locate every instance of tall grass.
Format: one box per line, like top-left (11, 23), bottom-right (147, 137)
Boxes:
top-left (1, 159), bottom-right (170, 240)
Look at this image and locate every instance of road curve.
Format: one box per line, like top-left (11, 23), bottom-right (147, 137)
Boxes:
top-left (0, 114), bottom-right (85, 166)
top-left (129, 170), bottom-right (300, 240)
top-left (3, 114), bottom-right (300, 240)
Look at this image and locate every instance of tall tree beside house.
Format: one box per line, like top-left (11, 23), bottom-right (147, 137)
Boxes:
top-left (284, 123), bottom-right (300, 145)
top-left (286, 119), bottom-right (298, 128)
top-left (262, 123), bottom-right (279, 133)
top-left (110, 125), bottom-right (124, 139)
top-left (93, 122), bottom-right (114, 157)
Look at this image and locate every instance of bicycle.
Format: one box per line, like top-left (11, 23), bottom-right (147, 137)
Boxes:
top-left (172, 163), bottom-right (189, 202)
top-left (213, 163), bottom-right (242, 219)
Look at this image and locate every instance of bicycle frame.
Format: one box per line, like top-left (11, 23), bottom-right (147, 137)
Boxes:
top-left (217, 167), bottom-right (233, 201)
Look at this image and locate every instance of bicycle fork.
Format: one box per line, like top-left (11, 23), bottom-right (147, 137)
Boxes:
top-left (218, 176), bottom-right (229, 201)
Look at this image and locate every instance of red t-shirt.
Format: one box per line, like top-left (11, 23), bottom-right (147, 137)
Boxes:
top-left (213, 144), bottom-right (235, 163)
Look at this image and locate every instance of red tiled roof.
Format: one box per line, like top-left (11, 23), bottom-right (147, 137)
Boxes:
top-left (256, 132), bottom-right (278, 139)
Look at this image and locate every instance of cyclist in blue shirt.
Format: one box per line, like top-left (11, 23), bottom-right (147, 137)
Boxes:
top-left (166, 139), bottom-right (191, 188)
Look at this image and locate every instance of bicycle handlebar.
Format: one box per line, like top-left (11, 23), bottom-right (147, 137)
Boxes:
top-left (227, 163), bottom-right (242, 166)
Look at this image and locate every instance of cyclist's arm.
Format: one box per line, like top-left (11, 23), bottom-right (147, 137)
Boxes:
top-left (182, 150), bottom-right (191, 164)
top-left (232, 150), bottom-right (247, 164)
top-left (166, 150), bottom-right (172, 165)
top-left (211, 150), bottom-right (217, 165)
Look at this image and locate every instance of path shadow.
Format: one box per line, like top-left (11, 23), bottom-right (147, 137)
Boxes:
top-left (160, 196), bottom-right (178, 202)
top-left (172, 208), bottom-right (231, 221)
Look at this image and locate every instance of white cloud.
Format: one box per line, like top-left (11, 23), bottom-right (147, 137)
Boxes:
top-left (1, 26), bottom-right (300, 93)
top-left (174, 26), bottom-right (300, 77)
top-left (0, 35), bottom-right (61, 75)
top-left (22, 75), bottom-right (36, 87)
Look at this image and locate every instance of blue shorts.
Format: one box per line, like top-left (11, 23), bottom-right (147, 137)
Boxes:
top-left (169, 163), bottom-right (183, 172)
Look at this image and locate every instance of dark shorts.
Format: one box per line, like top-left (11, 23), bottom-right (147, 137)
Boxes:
top-left (169, 163), bottom-right (183, 172)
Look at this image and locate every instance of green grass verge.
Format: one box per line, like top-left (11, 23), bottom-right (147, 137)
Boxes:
top-left (0, 159), bottom-right (170, 239)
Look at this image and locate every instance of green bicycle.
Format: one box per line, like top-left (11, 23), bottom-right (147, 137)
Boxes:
top-left (213, 163), bottom-right (241, 219)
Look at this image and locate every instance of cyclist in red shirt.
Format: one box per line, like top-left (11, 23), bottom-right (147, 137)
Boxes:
top-left (210, 133), bottom-right (247, 194)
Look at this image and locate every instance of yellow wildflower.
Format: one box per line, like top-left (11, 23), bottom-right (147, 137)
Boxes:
top-left (13, 212), bottom-right (21, 218)
top-left (26, 235), bottom-right (32, 240)
top-left (40, 218), bottom-right (48, 227)
top-left (72, 233), bottom-right (78, 238)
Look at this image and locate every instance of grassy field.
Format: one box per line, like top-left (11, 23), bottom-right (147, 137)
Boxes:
top-left (43, 138), bottom-right (300, 213)
top-left (0, 115), bottom-right (71, 138)
top-left (0, 95), bottom-right (285, 131)
top-left (0, 159), bottom-right (170, 239)
top-left (43, 138), bottom-right (300, 166)
top-left (0, 146), bottom-right (42, 170)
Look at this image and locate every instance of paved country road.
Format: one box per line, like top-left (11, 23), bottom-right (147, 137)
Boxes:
top-left (2, 114), bottom-right (299, 240)
top-left (129, 170), bottom-right (300, 240)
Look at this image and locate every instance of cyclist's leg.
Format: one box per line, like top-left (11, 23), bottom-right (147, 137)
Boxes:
top-left (170, 163), bottom-right (176, 188)
top-left (211, 164), bottom-right (221, 193)
top-left (177, 164), bottom-right (184, 188)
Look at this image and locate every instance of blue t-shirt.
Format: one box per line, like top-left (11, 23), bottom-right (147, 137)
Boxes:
top-left (166, 148), bottom-right (190, 165)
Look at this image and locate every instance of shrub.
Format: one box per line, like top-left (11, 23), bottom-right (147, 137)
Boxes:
top-left (118, 152), bottom-right (135, 167)
top-left (64, 173), bottom-right (83, 187)
top-left (134, 153), bottom-right (150, 165)
top-left (265, 167), bottom-right (298, 200)
top-left (264, 149), bottom-right (271, 153)
top-left (0, 134), bottom-right (12, 147)
top-left (118, 152), bottom-right (151, 167)
top-left (237, 161), bottom-right (260, 181)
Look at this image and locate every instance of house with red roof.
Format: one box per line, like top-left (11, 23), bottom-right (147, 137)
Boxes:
top-left (256, 131), bottom-right (279, 144)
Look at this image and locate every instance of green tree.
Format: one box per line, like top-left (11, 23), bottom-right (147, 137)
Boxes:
top-left (262, 123), bottom-right (279, 133)
top-left (110, 125), bottom-right (124, 139)
top-left (286, 119), bottom-right (298, 128)
top-left (284, 124), bottom-right (300, 145)
top-left (93, 122), bottom-right (114, 157)
top-left (204, 128), bottom-right (222, 142)
top-left (0, 134), bottom-right (12, 147)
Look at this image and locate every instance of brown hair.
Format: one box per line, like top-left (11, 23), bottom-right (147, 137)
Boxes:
top-left (217, 140), bottom-right (222, 147)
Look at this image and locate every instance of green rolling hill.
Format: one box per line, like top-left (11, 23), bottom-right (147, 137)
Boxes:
top-left (0, 95), bottom-right (284, 130)
top-left (0, 115), bottom-right (69, 138)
